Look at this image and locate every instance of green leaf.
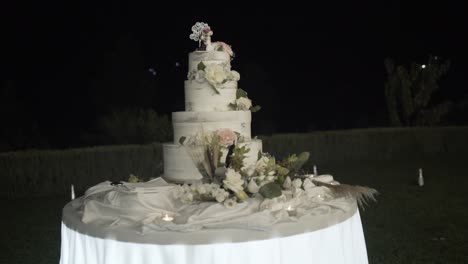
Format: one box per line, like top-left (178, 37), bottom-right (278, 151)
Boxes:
top-left (179, 136), bottom-right (186, 145)
top-left (197, 62), bottom-right (206, 71)
top-left (288, 152), bottom-right (310, 174)
top-left (236, 88), bottom-right (248, 99)
top-left (259, 182), bottom-right (283, 199)
top-left (250, 105), bottom-right (261, 113)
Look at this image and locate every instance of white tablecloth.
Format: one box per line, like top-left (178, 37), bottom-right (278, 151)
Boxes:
top-left (60, 206), bottom-right (368, 264)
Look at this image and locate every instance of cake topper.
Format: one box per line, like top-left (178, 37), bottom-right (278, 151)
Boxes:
top-left (190, 22), bottom-right (213, 50)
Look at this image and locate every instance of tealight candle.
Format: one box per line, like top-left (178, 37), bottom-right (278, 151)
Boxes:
top-left (162, 213), bottom-right (174, 222)
top-left (286, 205), bottom-right (297, 217)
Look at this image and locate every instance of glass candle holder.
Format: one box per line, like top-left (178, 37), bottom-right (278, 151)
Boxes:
top-left (162, 213), bottom-right (174, 222)
top-left (286, 205), bottom-right (297, 217)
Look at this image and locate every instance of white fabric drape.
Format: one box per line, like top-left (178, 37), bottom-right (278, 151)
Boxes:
top-left (60, 210), bottom-right (368, 264)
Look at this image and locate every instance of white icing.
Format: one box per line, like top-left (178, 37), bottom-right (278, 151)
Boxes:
top-left (188, 51), bottom-right (230, 72)
top-left (162, 139), bottom-right (262, 184)
top-left (172, 111), bottom-right (251, 144)
top-left (185, 80), bottom-right (237, 111)
top-left (238, 139), bottom-right (263, 169)
top-left (162, 143), bottom-right (203, 184)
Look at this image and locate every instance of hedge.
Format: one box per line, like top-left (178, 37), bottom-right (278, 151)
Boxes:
top-left (1, 127), bottom-right (467, 197)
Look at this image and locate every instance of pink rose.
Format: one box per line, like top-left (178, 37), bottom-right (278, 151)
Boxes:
top-left (215, 129), bottom-right (237, 146)
top-left (213, 42), bottom-right (234, 57)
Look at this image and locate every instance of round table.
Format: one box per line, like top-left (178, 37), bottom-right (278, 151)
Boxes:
top-left (60, 198), bottom-right (369, 264)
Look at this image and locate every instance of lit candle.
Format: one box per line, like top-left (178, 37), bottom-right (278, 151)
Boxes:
top-left (162, 213), bottom-right (174, 222)
top-left (71, 184), bottom-right (75, 200)
top-left (418, 168), bottom-right (424, 186)
top-left (286, 205), bottom-right (297, 217)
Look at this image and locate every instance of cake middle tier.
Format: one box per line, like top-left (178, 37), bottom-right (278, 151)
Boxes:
top-left (163, 139), bottom-right (263, 184)
top-left (172, 111), bottom-right (251, 144)
top-left (185, 80), bottom-right (237, 111)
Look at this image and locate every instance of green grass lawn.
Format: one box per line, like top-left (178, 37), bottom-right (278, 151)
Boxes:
top-left (1, 156), bottom-right (467, 264)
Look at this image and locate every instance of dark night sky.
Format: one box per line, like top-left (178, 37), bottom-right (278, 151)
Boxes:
top-left (3, 2), bottom-right (468, 148)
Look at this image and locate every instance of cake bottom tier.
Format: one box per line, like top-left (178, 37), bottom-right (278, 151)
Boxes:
top-left (162, 139), bottom-right (262, 184)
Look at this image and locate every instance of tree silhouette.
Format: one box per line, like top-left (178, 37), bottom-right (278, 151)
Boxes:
top-left (384, 56), bottom-right (452, 126)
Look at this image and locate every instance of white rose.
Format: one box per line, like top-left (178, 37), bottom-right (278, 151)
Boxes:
top-left (223, 168), bottom-right (244, 193)
top-left (230, 70), bottom-right (240, 81)
top-left (223, 198), bottom-right (237, 208)
top-left (204, 64), bottom-right (227, 87)
top-left (292, 178), bottom-right (303, 189)
top-left (236, 97), bottom-right (252, 111)
top-left (247, 180), bottom-right (259, 194)
top-left (255, 156), bottom-right (269, 175)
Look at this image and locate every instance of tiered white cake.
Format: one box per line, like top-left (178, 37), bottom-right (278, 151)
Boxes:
top-left (162, 24), bottom-right (262, 183)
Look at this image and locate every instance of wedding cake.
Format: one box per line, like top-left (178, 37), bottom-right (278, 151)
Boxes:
top-left (162, 23), bottom-right (262, 183)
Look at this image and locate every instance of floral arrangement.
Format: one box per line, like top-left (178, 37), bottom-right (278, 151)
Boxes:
top-left (176, 129), bottom-right (328, 207)
top-left (210, 41), bottom-right (234, 57)
top-left (229, 88), bottom-right (261, 112)
top-left (187, 62), bottom-right (240, 94)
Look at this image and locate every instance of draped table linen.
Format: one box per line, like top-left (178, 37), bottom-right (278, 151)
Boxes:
top-left (60, 178), bottom-right (369, 264)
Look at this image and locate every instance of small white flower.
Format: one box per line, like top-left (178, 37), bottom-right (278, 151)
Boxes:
top-left (283, 176), bottom-right (292, 189)
top-left (267, 171), bottom-right (276, 176)
top-left (230, 70), bottom-right (240, 81)
top-left (173, 185), bottom-right (185, 198)
top-left (194, 70), bottom-right (205, 83)
top-left (247, 180), bottom-right (259, 194)
top-left (214, 189), bottom-right (229, 202)
top-left (181, 192), bottom-right (193, 203)
top-left (182, 184), bottom-right (191, 192)
top-left (266, 175), bottom-right (276, 181)
top-left (223, 198), bottom-right (237, 208)
top-left (196, 184), bottom-right (207, 195)
top-left (236, 97), bottom-right (252, 111)
top-left (292, 178), bottom-right (303, 189)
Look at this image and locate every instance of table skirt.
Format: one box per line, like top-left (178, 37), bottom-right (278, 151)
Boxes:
top-left (60, 210), bottom-right (368, 264)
